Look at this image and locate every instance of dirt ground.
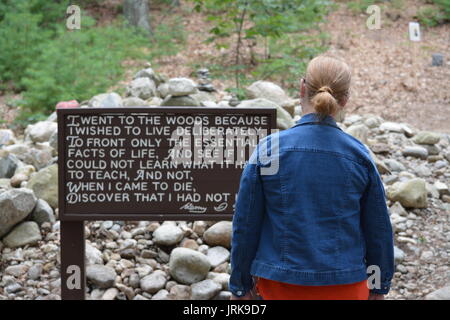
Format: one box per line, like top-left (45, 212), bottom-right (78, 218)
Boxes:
top-left (1, 0), bottom-right (448, 133)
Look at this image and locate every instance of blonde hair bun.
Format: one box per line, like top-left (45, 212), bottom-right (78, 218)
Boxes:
top-left (305, 55), bottom-right (351, 120)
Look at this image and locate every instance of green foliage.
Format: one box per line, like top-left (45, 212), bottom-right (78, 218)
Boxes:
top-left (346, 0), bottom-right (382, 14)
top-left (190, 0), bottom-right (330, 91)
top-left (252, 32), bottom-right (329, 96)
top-left (20, 17), bottom-right (149, 114)
top-left (0, 0), bottom-right (185, 118)
top-left (418, 0), bottom-right (450, 26)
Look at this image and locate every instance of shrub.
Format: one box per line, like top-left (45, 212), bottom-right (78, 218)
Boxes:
top-left (20, 16), bottom-right (150, 114)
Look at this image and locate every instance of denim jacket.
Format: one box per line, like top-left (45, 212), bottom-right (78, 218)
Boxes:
top-left (229, 112), bottom-right (394, 297)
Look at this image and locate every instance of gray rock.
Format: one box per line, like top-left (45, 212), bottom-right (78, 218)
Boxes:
top-left (31, 199), bottom-right (55, 225)
top-left (153, 224), bottom-right (184, 246)
top-left (190, 279), bottom-right (222, 300)
top-left (89, 92), bottom-right (123, 108)
top-left (86, 243), bottom-right (104, 265)
top-left (402, 146), bottom-right (428, 159)
top-left (0, 188), bottom-right (37, 238)
top-left (345, 124), bottom-right (369, 144)
top-left (26, 164), bottom-right (58, 208)
top-left (5, 264), bottom-right (29, 277)
top-left (86, 264), bottom-right (116, 288)
top-left (157, 83), bottom-right (170, 98)
top-left (129, 273), bottom-right (140, 289)
top-left (422, 144), bottom-right (440, 156)
top-left (49, 131), bottom-right (57, 152)
top-left (0, 152), bottom-right (19, 178)
top-left (126, 77), bottom-right (156, 100)
top-left (245, 81), bottom-right (290, 106)
top-left (203, 221), bottom-right (232, 248)
top-left (151, 289), bottom-right (169, 300)
top-left (168, 284), bottom-right (191, 300)
top-left (431, 53), bottom-right (444, 67)
top-left (0, 178), bottom-right (11, 191)
top-left (3, 221), bottom-right (42, 248)
top-left (237, 98), bottom-right (294, 130)
top-left (25, 121), bottom-right (57, 143)
top-left (0, 129), bottom-right (15, 145)
top-left (412, 131), bottom-right (441, 145)
top-left (387, 178), bottom-right (428, 208)
top-left (207, 272), bottom-right (230, 290)
top-left (168, 78), bottom-right (197, 96)
top-left (28, 263), bottom-right (43, 280)
top-left (394, 246), bottom-right (405, 263)
top-left (101, 288), bottom-right (119, 300)
top-left (213, 291), bottom-right (232, 300)
top-left (169, 247), bottom-right (211, 284)
top-left (435, 181), bottom-right (449, 196)
top-left (140, 270), bottom-right (167, 293)
top-left (384, 159), bottom-right (406, 172)
top-left (425, 286), bottom-right (450, 300)
top-left (122, 97), bottom-right (149, 107)
top-left (161, 95), bottom-right (199, 107)
top-left (5, 283), bottom-right (23, 294)
top-left (206, 246), bottom-right (230, 267)
top-left (133, 67), bottom-right (161, 86)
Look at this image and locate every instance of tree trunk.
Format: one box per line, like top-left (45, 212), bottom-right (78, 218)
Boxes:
top-left (123, 0), bottom-right (151, 34)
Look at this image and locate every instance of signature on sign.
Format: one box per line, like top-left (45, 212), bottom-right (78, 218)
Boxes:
top-left (214, 202), bottom-right (228, 212)
top-left (179, 202), bottom-right (207, 214)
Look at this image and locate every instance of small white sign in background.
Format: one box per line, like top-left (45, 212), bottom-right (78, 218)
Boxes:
top-left (409, 22), bottom-right (421, 42)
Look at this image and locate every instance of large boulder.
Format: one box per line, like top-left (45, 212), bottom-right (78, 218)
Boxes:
top-left (387, 178), bottom-right (428, 208)
top-left (245, 81), bottom-right (291, 106)
top-left (126, 77), bottom-right (157, 100)
top-left (167, 78), bottom-right (197, 96)
top-left (203, 221), bottom-right (232, 248)
top-left (133, 67), bottom-right (163, 86)
top-left (3, 221), bottom-right (41, 248)
top-left (25, 121), bottom-right (57, 143)
top-left (161, 95), bottom-right (199, 107)
top-left (31, 199), bottom-right (55, 225)
top-left (169, 247), bottom-right (211, 285)
top-left (26, 164), bottom-right (58, 208)
top-left (237, 98), bottom-right (294, 130)
top-left (122, 97), bottom-right (149, 107)
top-left (88, 92), bottom-right (123, 108)
top-left (0, 188), bottom-right (37, 238)
top-left (0, 151), bottom-right (19, 178)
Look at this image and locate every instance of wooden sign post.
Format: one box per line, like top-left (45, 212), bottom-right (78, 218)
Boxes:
top-left (57, 106), bottom-right (276, 300)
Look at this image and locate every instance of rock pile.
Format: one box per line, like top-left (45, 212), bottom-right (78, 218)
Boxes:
top-left (0, 66), bottom-right (449, 300)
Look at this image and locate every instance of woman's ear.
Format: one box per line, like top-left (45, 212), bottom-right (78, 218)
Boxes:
top-left (300, 78), bottom-right (306, 98)
top-left (340, 95), bottom-right (349, 108)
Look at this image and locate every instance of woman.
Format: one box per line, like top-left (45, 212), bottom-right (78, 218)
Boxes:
top-left (229, 55), bottom-right (394, 300)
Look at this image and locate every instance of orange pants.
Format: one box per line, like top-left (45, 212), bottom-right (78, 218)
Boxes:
top-left (255, 277), bottom-right (369, 300)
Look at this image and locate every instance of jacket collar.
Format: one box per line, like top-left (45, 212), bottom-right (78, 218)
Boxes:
top-left (294, 112), bottom-right (340, 130)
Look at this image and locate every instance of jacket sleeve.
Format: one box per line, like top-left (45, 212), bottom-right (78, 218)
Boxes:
top-left (229, 150), bottom-right (266, 297)
top-left (360, 159), bottom-right (395, 295)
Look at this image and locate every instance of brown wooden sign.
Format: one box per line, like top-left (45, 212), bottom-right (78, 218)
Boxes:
top-left (57, 106), bottom-right (276, 299)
